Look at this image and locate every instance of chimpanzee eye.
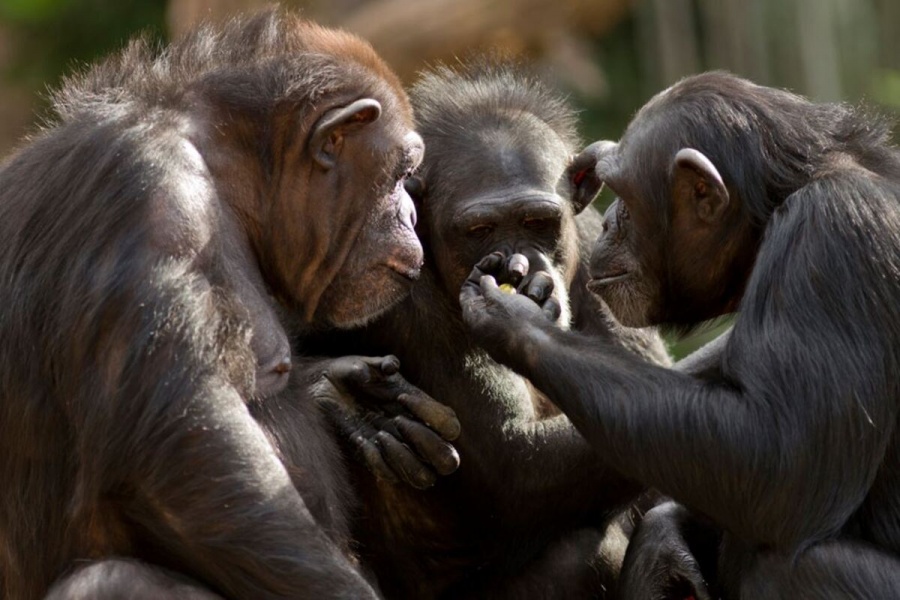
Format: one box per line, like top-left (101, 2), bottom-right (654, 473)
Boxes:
top-left (523, 217), bottom-right (556, 233)
top-left (393, 157), bottom-right (418, 183)
top-left (467, 224), bottom-right (494, 240)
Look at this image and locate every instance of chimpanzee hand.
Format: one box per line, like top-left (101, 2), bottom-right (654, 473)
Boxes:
top-left (314, 355), bottom-right (461, 490)
top-left (618, 501), bottom-right (718, 600)
top-left (459, 252), bottom-right (561, 362)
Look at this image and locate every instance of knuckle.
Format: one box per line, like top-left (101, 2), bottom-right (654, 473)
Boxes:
top-left (415, 470), bottom-right (436, 487)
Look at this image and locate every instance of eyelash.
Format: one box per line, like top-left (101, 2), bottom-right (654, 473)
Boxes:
top-left (523, 217), bottom-right (556, 232)
top-left (466, 224), bottom-right (494, 240)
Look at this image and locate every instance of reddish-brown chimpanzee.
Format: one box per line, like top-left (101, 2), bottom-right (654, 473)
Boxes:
top-left (460, 72), bottom-right (900, 598)
top-left (0, 10), bottom-right (458, 600)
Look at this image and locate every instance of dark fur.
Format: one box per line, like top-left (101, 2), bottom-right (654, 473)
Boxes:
top-left (312, 63), bottom-right (671, 599)
top-left (460, 72), bottom-right (900, 598)
top-left (1, 10), bottom-right (423, 599)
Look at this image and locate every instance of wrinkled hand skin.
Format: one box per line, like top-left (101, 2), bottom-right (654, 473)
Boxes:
top-left (618, 501), bottom-right (719, 600)
top-left (313, 355), bottom-right (461, 489)
top-left (459, 252), bottom-right (560, 367)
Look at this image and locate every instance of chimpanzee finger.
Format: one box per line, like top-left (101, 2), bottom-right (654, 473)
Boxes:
top-left (397, 392), bottom-right (461, 441)
top-left (324, 355), bottom-right (376, 389)
top-left (353, 430), bottom-right (401, 485)
top-left (474, 251), bottom-right (507, 275)
top-left (327, 355), bottom-right (402, 396)
top-left (521, 271), bottom-right (556, 304)
top-left (461, 255), bottom-right (503, 306)
top-left (319, 402), bottom-right (399, 484)
top-left (379, 355), bottom-right (400, 376)
top-left (392, 415), bottom-right (460, 475)
top-left (330, 357), bottom-right (461, 441)
top-left (542, 297), bottom-right (562, 322)
top-left (502, 253), bottom-right (530, 286)
top-left (375, 431), bottom-right (437, 489)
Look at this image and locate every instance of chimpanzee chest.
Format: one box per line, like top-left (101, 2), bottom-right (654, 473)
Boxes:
top-left (253, 399), bottom-right (355, 547)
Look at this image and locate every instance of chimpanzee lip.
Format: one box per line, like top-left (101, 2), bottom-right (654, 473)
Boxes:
top-left (386, 261), bottom-right (422, 282)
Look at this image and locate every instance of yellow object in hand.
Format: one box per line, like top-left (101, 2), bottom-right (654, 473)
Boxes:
top-left (498, 283), bottom-right (517, 294)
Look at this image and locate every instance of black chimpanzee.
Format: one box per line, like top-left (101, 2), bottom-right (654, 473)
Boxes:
top-left (1, 10), bottom-right (459, 600)
top-left (306, 61), bottom-right (675, 599)
top-left (460, 71), bottom-right (900, 598)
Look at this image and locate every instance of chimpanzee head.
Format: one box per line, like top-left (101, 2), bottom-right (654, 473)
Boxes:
top-left (159, 12), bottom-right (424, 328)
top-left (583, 72), bottom-right (842, 327)
top-left (405, 62), bottom-right (600, 326)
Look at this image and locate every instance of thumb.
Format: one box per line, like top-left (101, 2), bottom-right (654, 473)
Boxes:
top-left (479, 274), bottom-right (500, 295)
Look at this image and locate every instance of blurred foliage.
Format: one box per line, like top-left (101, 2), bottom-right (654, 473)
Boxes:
top-left (0, 0), bottom-right (165, 99)
top-left (873, 69), bottom-right (900, 110)
top-left (4, 0), bottom-right (900, 358)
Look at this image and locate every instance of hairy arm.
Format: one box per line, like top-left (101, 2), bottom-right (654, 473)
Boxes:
top-left (364, 272), bottom-right (642, 523)
top-left (80, 260), bottom-right (378, 599)
top-left (461, 174), bottom-right (900, 548)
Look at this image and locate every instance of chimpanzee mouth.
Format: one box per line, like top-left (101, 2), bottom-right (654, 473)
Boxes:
top-left (385, 261), bottom-right (422, 282)
top-left (587, 272), bottom-right (632, 291)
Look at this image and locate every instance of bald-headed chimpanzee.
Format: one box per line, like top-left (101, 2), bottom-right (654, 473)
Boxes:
top-left (460, 71), bottom-right (900, 598)
top-left (307, 62), bottom-right (673, 599)
top-left (0, 10), bottom-right (460, 599)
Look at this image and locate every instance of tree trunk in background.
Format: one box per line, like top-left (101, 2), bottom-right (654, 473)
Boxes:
top-left (636, 0), bottom-right (880, 102)
top-left (334, 0), bottom-right (631, 82)
top-left (874, 0), bottom-right (900, 70)
top-left (165, 0), bottom-right (632, 89)
top-left (699, 0), bottom-right (770, 84)
top-left (167, 0), bottom-right (269, 37)
top-left (0, 24), bottom-right (48, 157)
top-left (3, 0), bottom-right (900, 157)
top-left (638, 0), bottom-right (699, 94)
top-left (796, 0), bottom-right (843, 100)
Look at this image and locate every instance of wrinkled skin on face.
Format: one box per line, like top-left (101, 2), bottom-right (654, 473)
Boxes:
top-left (250, 96), bottom-right (426, 329)
top-left (412, 110), bottom-right (596, 331)
top-left (582, 123), bottom-right (759, 329)
top-left (311, 124), bottom-right (425, 329)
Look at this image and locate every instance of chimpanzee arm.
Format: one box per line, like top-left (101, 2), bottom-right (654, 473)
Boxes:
top-left (362, 277), bottom-right (643, 522)
top-left (461, 172), bottom-right (900, 549)
top-left (673, 329), bottom-right (730, 378)
top-left (74, 262), bottom-right (378, 599)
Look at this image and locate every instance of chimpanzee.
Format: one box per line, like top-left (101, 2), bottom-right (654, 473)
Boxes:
top-left (306, 61), bottom-right (674, 599)
top-left (459, 71), bottom-right (900, 598)
top-left (0, 10), bottom-right (458, 600)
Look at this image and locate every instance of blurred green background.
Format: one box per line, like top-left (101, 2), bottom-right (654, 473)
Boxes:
top-left (1, 0), bottom-right (896, 357)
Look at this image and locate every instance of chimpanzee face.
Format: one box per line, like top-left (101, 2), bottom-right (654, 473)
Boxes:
top-left (410, 113), bottom-right (584, 326)
top-left (260, 93), bottom-right (425, 328)
top-left (585, 102), bottom-right (757, 328)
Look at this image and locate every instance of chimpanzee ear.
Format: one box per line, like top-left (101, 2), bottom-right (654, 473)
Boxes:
top-left (673, 148), bottom-right (729, 223)
top-left (310, 98), bottom-right (382, 170)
